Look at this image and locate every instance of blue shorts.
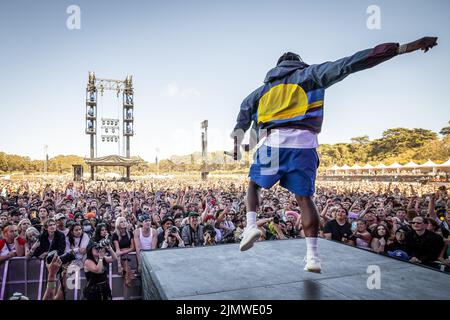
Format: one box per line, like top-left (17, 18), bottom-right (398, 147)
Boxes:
top-left (249, 145), bottom-right (319, 196)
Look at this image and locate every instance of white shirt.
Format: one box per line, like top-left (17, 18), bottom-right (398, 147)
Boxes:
top-left (139, 228), bottom-right (154, 250)
top-left (65, 233), bottom-right (90, 260)
top-left (0, 240), bottom-right (15, 257)
top-left (264, 128), bottom-right (318, 149)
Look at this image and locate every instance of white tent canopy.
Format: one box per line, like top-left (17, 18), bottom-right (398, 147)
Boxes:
top-left (438, 159), bottom-right (450, 167)
top-left (420, 159), bottom-right (437, 167)
top-left (404, 160), bottom-right (419, 168)
top-left (375, 163), bottom-right (387, 169)
top-left (388, 162), bottom-right (402, 169)
top-left (326, 158), bottom-right (450, 171)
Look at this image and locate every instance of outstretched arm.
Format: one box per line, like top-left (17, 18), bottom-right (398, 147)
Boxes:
top-left (309, 37), bottom-right (438, 89)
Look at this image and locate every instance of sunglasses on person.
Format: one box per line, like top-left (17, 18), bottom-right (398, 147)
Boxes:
top-left (411, 221), bottom-right (423, 225)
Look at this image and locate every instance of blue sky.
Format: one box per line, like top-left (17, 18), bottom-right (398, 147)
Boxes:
top-left (0, 0), bottom-right (449, 161)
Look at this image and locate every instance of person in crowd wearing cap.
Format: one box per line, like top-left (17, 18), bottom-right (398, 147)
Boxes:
top-left (161, 227), bottom-right (185, 249)
top-left (134, 214), bottom-right (157, 273)
top-left (28, 207), bottom-right (39, 220)
top-left (181, 212), bottom-right (204, 247)
top-left (428, 191), bottom-right (450, 239)
top-left (83, 241), bottom-right (117, 300)
top-left (386, 227), bottom-right (409, 257)
top-left (0, 223), bottom-right (19, 262)
top-left (55, 212), bottom-right (69, 236)
top-left (157, 215), bottom-right (176, 247)
top-left (405, 216), bottom-right (444, 267)
top-left (285, 210), bottom-right (302, 230)
top-left (231, 36), bottom-right (438, 273)
top-left (73, 212), bottom-right (84, 224)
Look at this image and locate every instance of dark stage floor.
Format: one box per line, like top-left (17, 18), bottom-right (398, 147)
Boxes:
top-left (141, 238), bottom-right (450, 300)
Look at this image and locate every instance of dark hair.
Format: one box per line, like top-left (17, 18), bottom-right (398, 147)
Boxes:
top-left (93, 223), bottom-right (109, 242)
top-left (424, 217), bottom-right (440, 231)
top-left (39, 207), bottom-right (49, 213)
top-left (2, 222), bottom-right (14, 236)
top-left (85, 242), bottom-right (97, 263)
top-left (371, 224), bottom-right (390, 241)
top-left (68, 222), bottom-right (83, 248)
top-left (336, 206), bottom-right (348, 215)
top-left (356, 218), bottom-right (367, 225)
top-left (277, 52), bottom-right (301, 65)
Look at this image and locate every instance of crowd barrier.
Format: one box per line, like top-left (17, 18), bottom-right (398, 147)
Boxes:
top-left (0, 253), bottom-right (141, 300)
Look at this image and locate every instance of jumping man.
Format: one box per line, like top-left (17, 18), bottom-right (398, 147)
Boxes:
top-left (231, 37), bottom-right (438, 273)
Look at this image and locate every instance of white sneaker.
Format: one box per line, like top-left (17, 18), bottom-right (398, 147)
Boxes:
top-left (239, 226), bottom-right (262, 252)
top-left (303, 256), bottom-right (322, 273)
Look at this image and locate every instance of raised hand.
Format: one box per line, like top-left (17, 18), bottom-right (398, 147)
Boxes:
top-left (404, 36), bottom-right (438, 53)
top-left (418, 37), bottom-right (438, 52)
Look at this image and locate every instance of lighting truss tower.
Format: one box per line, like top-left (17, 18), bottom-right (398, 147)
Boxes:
top-left (201, 120), bottom-right (209, 180)
top-left (100, 118), bottom-right (120, 153)
top-left (85, 72), bottom-right (135, 180)
top-left (123, 75), bottom-right (134, 179)
top-left (86, 72), bottom-right (98, 179)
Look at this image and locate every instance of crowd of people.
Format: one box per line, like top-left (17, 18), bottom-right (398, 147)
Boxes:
top-left (0, 176), bottom-right (449, 299)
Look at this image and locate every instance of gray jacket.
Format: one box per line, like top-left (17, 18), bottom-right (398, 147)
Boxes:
top-left (181, 224), bottom-right (204, 247)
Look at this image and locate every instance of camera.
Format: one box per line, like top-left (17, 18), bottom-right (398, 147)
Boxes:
top-left (168, 226), bottom-right (179, 235)
top-left (46, 250), bottom-right (76, 265)
top-left (204, 225), bottom-right (216, 238)
top-left (273, 214), bottom-right (280, 224)
top-left (97, 238), bottom-right (111, 249)
top-left (9, 292), bottom-right (27, 300)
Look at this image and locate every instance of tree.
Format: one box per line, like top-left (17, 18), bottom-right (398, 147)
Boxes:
top-left (440, 121), bottom-right (450, 136)
top-left (350, 135), bottom-right (370, 145)
top-left (369, 128), bottom-right (437, 160)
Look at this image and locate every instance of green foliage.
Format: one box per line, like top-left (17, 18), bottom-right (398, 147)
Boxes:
top-left (1, 127), bottom-right (449, 174)
top-left (318, 127), bottom-right (447, 167)
top-left (440, 126), bottom-right (450, 136)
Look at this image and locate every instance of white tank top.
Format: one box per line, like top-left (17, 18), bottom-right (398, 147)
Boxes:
top-left (139, 228), bottom-right (154, 250)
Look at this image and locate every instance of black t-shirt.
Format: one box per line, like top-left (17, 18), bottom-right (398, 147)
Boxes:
top-left (405, 229), bottom-right (444, 264)
top-left (323, 219), bottom-right (352, 242)
top-left (112, 232), bottom-right (132, 249)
